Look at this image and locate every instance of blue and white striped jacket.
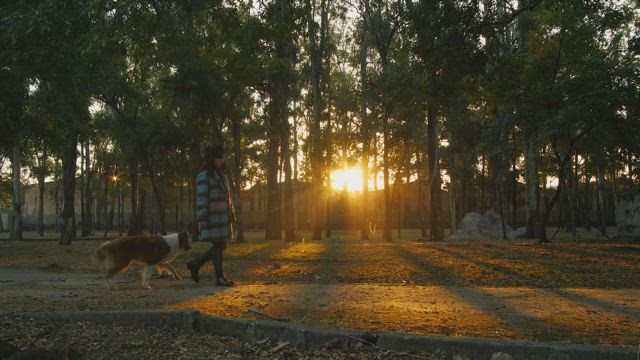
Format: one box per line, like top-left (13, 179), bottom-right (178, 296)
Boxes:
top-left (197, 169), bottom-right (233, 243)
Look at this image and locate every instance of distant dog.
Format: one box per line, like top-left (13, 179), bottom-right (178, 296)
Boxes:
top-left (94, 232), bottom-right (191, 289)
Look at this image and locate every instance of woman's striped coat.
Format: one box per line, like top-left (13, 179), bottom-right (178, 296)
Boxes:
top-left (196, 169), bottom-right (234, 243)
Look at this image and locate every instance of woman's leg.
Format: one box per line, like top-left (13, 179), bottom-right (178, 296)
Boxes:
top-left (213, 242), bottom-right (233, 286)
top-left (186, 244), bottom-right (214, 283)
top-left (211, 242), bottom-right (224, 278)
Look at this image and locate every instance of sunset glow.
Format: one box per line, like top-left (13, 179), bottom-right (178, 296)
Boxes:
top-left (331, 167), bottom-right (363, 192)
top-left (331, 167), bottom-right (385, 192)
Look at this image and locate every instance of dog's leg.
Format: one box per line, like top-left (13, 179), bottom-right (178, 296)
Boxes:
top-left (164, 262), bottom-right (182, 280)
top-left (106, 260), bottom-right (129, 290)
top-left (156, 264), bottom-right (169, 278)
top-left (106, 273), bottom-right (119, 290)
top-left (105, 275), bottom-right (114, 290)
top-left (141, 265), bottom-right (154, 289)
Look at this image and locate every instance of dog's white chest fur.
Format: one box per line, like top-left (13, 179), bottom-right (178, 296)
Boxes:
top-left (159, 233), bottom-right (181, 263)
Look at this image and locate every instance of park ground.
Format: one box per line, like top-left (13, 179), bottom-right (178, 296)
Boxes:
top-left (1, 229), bottom-right (639, 355)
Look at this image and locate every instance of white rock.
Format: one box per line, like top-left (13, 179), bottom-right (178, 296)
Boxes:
top-left (450, 211), bottom-right (513, 240)
top-left (452, 354), bottom-right (471, 360)
top-left (489, 352), bottom-right (514, 360)
top-left (507, 227), bottom-right (527, 239)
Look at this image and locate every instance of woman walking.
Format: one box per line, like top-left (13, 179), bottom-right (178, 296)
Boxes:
top-left (187, 145), bottom-right (236, 286)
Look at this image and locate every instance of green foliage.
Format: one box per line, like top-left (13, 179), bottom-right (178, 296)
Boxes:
top-left (1, 0), bottom-right (639, 233)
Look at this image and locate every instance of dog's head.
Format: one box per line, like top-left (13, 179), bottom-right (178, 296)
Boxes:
top-left (178, 231), bottom-right (191, 251)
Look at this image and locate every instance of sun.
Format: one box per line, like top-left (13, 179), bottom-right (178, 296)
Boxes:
top-left (331, 167), bottom-right (364, 192)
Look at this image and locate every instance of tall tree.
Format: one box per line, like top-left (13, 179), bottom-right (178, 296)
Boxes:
top-left (367, 0), bottom-right (403, 242)
top-left (358, 0), bottom-right (372, 240)
top-left (308, 0), bottom-right (330, 241)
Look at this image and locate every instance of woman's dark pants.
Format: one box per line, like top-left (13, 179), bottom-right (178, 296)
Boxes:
top-left (193, 242), bottom-right (226, 278)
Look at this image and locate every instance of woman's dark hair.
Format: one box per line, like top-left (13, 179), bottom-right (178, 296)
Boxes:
top-left (201, 145), bottom-right (226, 171)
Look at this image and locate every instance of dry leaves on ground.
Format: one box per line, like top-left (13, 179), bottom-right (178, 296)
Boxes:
top-left (0, 314), bottom-right (447, 360)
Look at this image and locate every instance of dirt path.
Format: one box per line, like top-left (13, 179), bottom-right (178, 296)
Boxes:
top-left (2, 266), bottom-right (639, 346)
top-left (2, 238), bottom-right (640, 346)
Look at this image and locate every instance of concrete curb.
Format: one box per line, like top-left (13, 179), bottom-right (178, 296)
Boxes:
top-left (14, 310), bottom-right (638, 360)
top-left (376, 332), bottom-right (636, 360)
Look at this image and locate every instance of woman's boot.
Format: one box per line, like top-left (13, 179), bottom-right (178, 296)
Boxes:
top-left (215, 275), bottom-right (234, 287)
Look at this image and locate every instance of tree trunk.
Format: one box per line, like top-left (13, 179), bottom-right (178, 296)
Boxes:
top-left (36, 153), bottom-right (46, 237)
top-left (102, 172), bottom-right (109, 237)
top-left (596, 166), bottom-right (607, 236)
top-left (373, 138), bottom-right (379, 234)
top-left (462, 154), bottom-right (469, 219)
top-left (175, 200), bottom-right (179, 233)
top-left (564, 152), bottom-right (577, 236)
top-left (80, 144), bottom-right (86, 236)
top-left (149, 173), bottom-right (167, 235)
top-left (34, 146), bottom-right (48, 236)
top-left (325, 101), bottom-right (333, 239)
top-left (118, 179), bottom-right (124, 236)
top-left (480, 155), bottom-right (486, 213)
top-left (417, 151), bottom-right (427, 238)
top-left (539, 152), bottom-right (570, 243)
top-left (518, 0), bottom-right (541, 238)
top-left (427, 103), bottom-right (444, 241)
top-left (179, 150), bottom-right (186, 232)
top-left (105, 181), bottom-right (115, 238)
top-left (448, 133), bottom-right (457, 234)
top-left (573, 152), bottom-right (579, 239)
top-left (524, 132), bottom-right (540, 238)
top-left (128, 158), bottom-right (143, 235)
top-left (265, 98), bottom-right (282, 241)
top-left (495, 2), bottom-right (510, 238)
top-left (190, 139), bottom-right (201, 241)
top-left (497, 174), bottom-right (507, 240)
top-left (325, 162), bottom-right (332, 238)
top-left (626, 150), bottom-right (633, 193)
top-left (10, 145), bottom-right (22, 241)
top-left (392, 166), bottom-right (402, 240)
top-left (281, 107), bottom-right (297, 242)
top-left (292, 101), bottom-right (300, 232)
top-left (54, 158), bottom-right (60, 232)
top-left (309, 0), bottom-right (327, 241)
top-left (232, 117), bottom-right (245, 243)
top-left (151, 187), bottom-right (157, 235)
top-left (382, 109), bottom-right (392, 242)
top-left (610, 169), bottom-right (617, 226)
top-left (392, 150), bottom-right (408, 240)
top-left (95, 168), bottom-right (103, 230)
top-left (138, 190), bottom-right (146, 231)
top-left (84, 141), bottom-right (92, 235)
top-left (38, 183), bottom-right (45, 234)
top-left (359, 0), bottom-right (370, 241)
top-left (60, 136), bottom-right (78, 245)
top-left (265, 0), bottom-right (294, 242)
top-left (179, 171), bottom-right (185, 231)
top-left (511, 157), bottom-right (517, 225)
top-left (494, 114), bottom-right (507, 239)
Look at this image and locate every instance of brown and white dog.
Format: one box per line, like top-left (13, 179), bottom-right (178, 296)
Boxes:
top-left (94, 232), bottom-right (191, 289)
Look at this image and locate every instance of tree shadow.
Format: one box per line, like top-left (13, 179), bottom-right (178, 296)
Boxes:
top-left (540, 243), bottom-right (640, 265)
top-left (389, 243), bottom-right (606, 342)
top-left (392, 242), bottom-right (554, 286)
top-left (551, 288), bottom-right (640, 321)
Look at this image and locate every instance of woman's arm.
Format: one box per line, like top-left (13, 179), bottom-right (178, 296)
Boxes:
top-left (196, 171), bottom-right (209, 227)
